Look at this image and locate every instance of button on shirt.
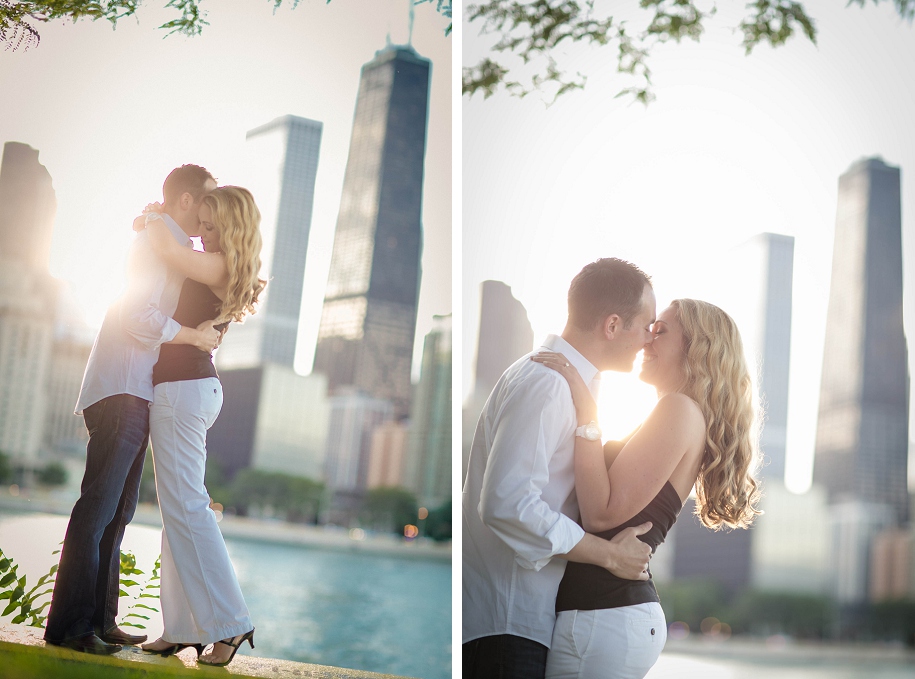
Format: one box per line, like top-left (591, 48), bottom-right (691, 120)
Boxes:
top-left (75, 214), bottom-right (190, 414)
top-left (462, 334), bottom-right (601, 648)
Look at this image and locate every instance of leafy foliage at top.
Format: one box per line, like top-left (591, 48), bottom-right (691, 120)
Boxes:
top-left (463, 0), bottom-right (914, 103)
top-left (1, 0), bottom-right (451, 50)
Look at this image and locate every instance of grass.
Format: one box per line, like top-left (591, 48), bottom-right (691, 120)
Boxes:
top-left (0, 639), bottom-right (206, 679)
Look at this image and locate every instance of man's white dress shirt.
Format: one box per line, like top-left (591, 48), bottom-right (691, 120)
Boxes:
top-left (75, 214), bottom-right (189, 414)
top-left (462, 334), bottom-right (600, 648)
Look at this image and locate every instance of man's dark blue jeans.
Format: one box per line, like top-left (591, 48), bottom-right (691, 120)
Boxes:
top-left (462, 634), bottom-right (549, 679)
top-left (44, 394), bottom-right (150, 643)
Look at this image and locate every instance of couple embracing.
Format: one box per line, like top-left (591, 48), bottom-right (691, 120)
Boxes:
top-left (43, 165), bottom-right (265, 667)
top-left (463, 258), bottom-right (761, 679)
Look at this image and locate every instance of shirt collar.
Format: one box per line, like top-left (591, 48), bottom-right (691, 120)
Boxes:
top-left (541, 334), bottom-right (600, 388)
top-left (161, 213), bottom-right (193, 248)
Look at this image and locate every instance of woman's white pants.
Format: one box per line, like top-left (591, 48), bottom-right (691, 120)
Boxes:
top-left (545, 602), bottom-right (667, 679)
top-left (149, 378), bottom-right (252, 645)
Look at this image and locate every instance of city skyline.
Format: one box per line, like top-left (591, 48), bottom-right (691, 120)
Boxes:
top-left (0, 1), bottom-right (451, 381)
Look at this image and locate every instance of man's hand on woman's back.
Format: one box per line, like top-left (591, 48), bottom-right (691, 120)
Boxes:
top-left (606, 522), bottom-right (653, 581)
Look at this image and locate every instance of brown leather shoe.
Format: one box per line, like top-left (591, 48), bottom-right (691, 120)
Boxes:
top-left (50, 633), bottom-right (122, 655)
top-left (98, 626), bottom-right (148, 645)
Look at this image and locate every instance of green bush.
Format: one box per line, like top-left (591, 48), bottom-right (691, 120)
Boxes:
top-left (37, 462), bottom-right (67, 487)
top-left (424, 500), bottom-right (452, 541)
top-left (226, 469), bottom-right (324, 524)
top-left (138, 447), bottom-right (158, 504)
top-left (0, 450), bottom-right (12, 485)
top-left (0, 546), bottom-right (161, 630)
top-left (362, 487), bottom-right (418, 534)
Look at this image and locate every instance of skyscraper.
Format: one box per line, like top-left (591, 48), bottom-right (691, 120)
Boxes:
top-left (462, 281), bottom-right (534, 478)
top-left (405, 313), bottom-right (452, 509)
top-left (0, 142), bottom-right (58, 469)
top-left (813, 157), bottom-right (909, 524)
top-left (0, 142), bottom-right (56, 271)
top-left (724, 233), bottom-right (794, 483)
top-left (313, 45), bottom-right (431, 419)
top-left (216, 115), bottom-right (323, 369)
top-left (472, 280), bottom-right (535, 397)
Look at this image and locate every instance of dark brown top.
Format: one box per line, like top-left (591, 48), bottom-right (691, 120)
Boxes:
top-left (152, 279), bottom-right (227, 386)
top-left (555, 480), bottom-right (683, 612)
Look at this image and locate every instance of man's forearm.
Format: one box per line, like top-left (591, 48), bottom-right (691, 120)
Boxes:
top-left (559, 524), bottom-right (652, 581)
top-left (560, 533), bottom-right (617, 570)
top-left (167, 326), bottom-right (207, 351)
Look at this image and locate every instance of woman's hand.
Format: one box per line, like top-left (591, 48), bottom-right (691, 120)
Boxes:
top-left (132, 202), bottom-right (164, 232)
top-left (530, 351), bottom-right (598, 424)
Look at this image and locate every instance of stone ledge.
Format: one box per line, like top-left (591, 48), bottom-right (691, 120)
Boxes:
top-left (0, 624), bottom-right (413, 679)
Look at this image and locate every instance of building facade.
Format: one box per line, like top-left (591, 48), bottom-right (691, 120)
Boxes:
top-left (405, 313), bottom-right (451, 509)
top-left (0, 263), bottom-right (56, 467)
top-left (0, 143), bottom-right (59, 471)
top-left (726, 233), bottom-right (794, 483)
top-left (813, 157), bottom-right (909, 525)
top-left (366, 420), bottom-right (410, 489)
top-left (323, 389), bottom-right (393, 494)
top-left (206, 364), bottom-right (329, 482)
top-left (313, 46), bottom-right (431, 419)
top-left (217, 115), bottom-right (323, 370)
top-left (0, 142), bottom-right (56, 271)
top-left (463, 280), bottom-right (534, 478)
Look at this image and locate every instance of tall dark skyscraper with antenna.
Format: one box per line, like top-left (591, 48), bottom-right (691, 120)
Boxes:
top-left (313, 45), bottom-right (431, 419)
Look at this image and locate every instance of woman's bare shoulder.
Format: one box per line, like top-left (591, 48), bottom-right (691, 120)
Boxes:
top-left (649, 392), bottom-right (706, 434)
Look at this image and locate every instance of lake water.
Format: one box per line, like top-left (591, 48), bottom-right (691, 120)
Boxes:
top-left (0, 511), bottom-right (451, 679)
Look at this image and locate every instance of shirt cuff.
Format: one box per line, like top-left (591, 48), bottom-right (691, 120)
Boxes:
top-left (161, 317), bottom-right (181, 345)
top-left (514, 516), bottom-right (586, 571)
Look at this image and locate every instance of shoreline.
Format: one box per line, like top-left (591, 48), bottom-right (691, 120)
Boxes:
top-left (0, 492), bottom-right (451, 563)
top-left (663, 635), bottom-right (915, 664)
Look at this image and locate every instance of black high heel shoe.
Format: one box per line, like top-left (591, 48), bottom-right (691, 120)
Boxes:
top-left (197, 628), bottom-right (255, 667)
top-left (141, 640), bottom-right (205, 658)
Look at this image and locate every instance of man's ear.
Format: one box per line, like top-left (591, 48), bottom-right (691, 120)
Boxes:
top-left (179, 191), bottom-right (195, 211)
top-left (602, 314), bottom-right (621, 340)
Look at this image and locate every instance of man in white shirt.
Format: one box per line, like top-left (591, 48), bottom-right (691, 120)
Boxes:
top-left (463, 258), bottom-right (657, 678)
top-left (44, 165), bottom-right (221, 655)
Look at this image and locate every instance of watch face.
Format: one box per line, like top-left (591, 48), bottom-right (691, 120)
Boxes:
top-left (585, 423), bottom-right (601, 441)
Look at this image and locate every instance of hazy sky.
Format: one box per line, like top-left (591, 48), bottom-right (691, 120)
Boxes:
top-left (0, 0), bottom-right (451, 378)
top-left (463, 0), bottom-right (915, 493)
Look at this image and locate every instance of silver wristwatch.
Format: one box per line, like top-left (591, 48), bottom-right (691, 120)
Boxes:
top-left (575, 420), bottom-right (602, 441)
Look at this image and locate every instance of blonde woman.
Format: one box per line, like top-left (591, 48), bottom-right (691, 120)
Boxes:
top-left (133, 187), bottom-right (266, 667)
top-left (532, 299), bottom-right (761, 679)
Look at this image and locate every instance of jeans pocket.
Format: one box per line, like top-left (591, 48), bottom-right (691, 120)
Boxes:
top-left (84, 397), bottom-right (109, 435)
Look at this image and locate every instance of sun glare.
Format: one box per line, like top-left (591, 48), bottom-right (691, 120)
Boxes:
top-left (597, 359), bottom-right (658, 441)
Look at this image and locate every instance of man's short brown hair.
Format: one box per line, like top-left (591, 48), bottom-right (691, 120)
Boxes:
top-left (567, 258), bottom-right (652, 331)
top-left (163, 164), bottom-right (215, 205)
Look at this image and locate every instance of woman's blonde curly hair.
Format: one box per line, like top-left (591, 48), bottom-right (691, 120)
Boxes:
top-left (203, 186), bottom-right (267, 323)
top-left (671, 298), bottom-right (762, 530)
